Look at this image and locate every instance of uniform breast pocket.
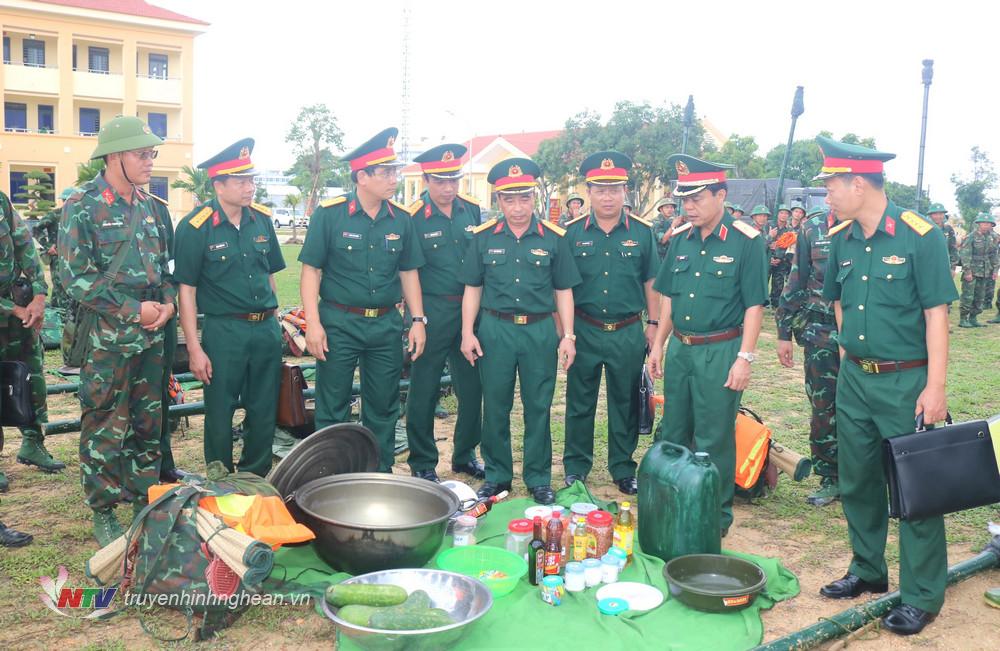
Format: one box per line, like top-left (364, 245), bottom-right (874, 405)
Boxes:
top-left (703, 263), bottom-right (737, 298)
top-left (206, 245), bottom-right (235, 270)
top-left (335, 236), bottom-right (366, 270)
top-left (421, 233), bottom-right (448, 257)
top-left (527, 251), bottom-right (552, 285)
top-left (668, 258), bottom-right (691, 297)
top-left (97, 228), bottom-right (128, 262)
top-left (483, 251), bottom-right (507, 267)
top-left (871, 262), bottom-right (912, 306)
top-left (381, 234), bottom-right (403, 263)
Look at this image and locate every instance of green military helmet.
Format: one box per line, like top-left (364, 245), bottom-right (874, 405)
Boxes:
top-left (926, 202), bottom-right (947, 215)
top-left (565, 192), bottom-right (585, 208)
top-left (89, 115), bottom-right (163, 159)
top-left (807, 205), bottom-right (828, 219)
top-left (731, 204), bottom-right (745, 214)
top-left (974, 212), bottom-right (996, 225)
top-left (60, 186), bottom-right (79, 201)
top-left (777, 203), bottom-right (791, 213)
top-left (750, 204), bottom-right (769, 217)
top-left (654, 197), bottom-right (678, 210)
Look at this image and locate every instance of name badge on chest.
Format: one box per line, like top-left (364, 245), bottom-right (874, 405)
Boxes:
top-left (209, 242), bottom-right (229, 252)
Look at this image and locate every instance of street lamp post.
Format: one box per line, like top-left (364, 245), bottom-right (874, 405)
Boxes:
top-left (681, 95), bottom-right (695, 155)
top-left (774, 86), bottom-right (805, 217)
top-left (916, 59), bottom-right (934, 212)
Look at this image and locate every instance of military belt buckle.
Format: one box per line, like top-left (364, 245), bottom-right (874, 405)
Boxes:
top-left (364, 308), bottom-right (380, 318)
top-left (248, 312), bottom-right (264, 322)
top-left (513, 314), bottom-right (528, 325)
top-left (603, 322), bottom-right (616, 332)
top-left (860, 359), bottom-right (879, 374)
top-left (680, 334), bottom-right (693, 345)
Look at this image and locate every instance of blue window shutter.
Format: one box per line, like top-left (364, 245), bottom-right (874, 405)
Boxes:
top-left (149, 53), bottom-right (168, 78)
top-left (5, 103), bottom-right (27, 131)
top-left (88, 46), bottom-right (109, 73)
top-left (148, 113), bottom-right (167, 138)
top-left (38, 105), bottom-right (54, 132)
top-left (80, 108), bottom-right (100, 135)
top-left (9, 172), bottom-right (28, 201)
top-left (149, 176), bottom-right (169, 201)
top-left (3, 37), bottom-right (10, 64)
top-left (23, 39), bottom-right (45, 67)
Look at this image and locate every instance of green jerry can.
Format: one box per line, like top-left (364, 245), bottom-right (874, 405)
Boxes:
top-left (638, 441), bottom-right (721, 562)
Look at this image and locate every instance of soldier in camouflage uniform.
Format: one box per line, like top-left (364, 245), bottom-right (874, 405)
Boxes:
top-left (984, 218), bottom-right (1000, 324)
top-left (767, 205), bottom-right (794, 307)
top-left (558, 193), bottom-right (585, 227)
top-left (32, 187), bottom-right (77, 311)
top-left (0, 190), bottom-right (65, 494)
top-left (651, 197), bottom-right (680, 260)
top-left (775, 205), bottom-right (840, 505)
top-left (958, 213), bottom-right (999, 328)
top-left (59, 116), bottom-right (175, 545)
top-left (925, 203), bottom-right (958, 269)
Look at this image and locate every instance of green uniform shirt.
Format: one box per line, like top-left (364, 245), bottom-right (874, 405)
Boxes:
top-left (58, 175), bottom-right (175, 353)
top-left (460, 215), bottom-right (581, 313)
top-left (940, 222), bottom-right (959, 267)
top-left (32, 208), bottom-right (60, 262)
top-left (775, 211), bottom-right (837, 340)
top-left (409, 191), bottom-right (480, 296)
top-left (564, 210), bottom-right (657, 319)
top-left (651, 216), bottom-right (673, 259)
top-left (0, 190), bottom-right (48, 317)
top-left (298, 192), bottom-right (424, 307)
top-left (958, 230), bottom-right (1000, 277)
top-left (173, 198), bottom-right (285, 314)
top-left (822, 201), bottom-right (958, 361)
top-left (653, 213), bottom-right (768, 333)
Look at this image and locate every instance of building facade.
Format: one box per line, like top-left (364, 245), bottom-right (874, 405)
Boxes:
top-left (1, 0), bottom-right (205, 219)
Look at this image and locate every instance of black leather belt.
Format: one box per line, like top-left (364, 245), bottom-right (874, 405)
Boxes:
top-left (325, 301), bottom-right (394, 318)
top-left (673, 327), bottom-right (742, 346)
top-left (484, 309), bottom-right (551, 325)
top-left (575, 309), bottom-right (642, 332)
top-left (847, 354), bottom-right (928, 374)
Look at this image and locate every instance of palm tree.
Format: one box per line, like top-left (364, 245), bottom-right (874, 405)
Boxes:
top-left (171, 165), bottom-right (213, 205)
top-left (285, 193), bottom-right (302, 243)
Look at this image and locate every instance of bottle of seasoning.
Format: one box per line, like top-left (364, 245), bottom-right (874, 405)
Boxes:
top-left (544, 516), bottom-right (563, 575)
top-left (528, 516), bottom-right (545, 586)
top-left (586, 510), bottom-right (614, 559)
top-left (572, 515), bottom-right (589, 562)
top-left (452, 515), bottom-right (477, 547)
top-left (551, 505), bottom-right (570, 569)
top-left (468, 490), bottom-right (508, 518)
top-left (613, 501), bottom-right (635, 558)
top-left (505, 518), bottom-right (534, 562)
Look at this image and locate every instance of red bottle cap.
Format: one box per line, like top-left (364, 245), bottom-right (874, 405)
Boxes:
top-left (587, 510), bottom-right (613, 527)
top-left (508, 518), bottom-right (533, 534)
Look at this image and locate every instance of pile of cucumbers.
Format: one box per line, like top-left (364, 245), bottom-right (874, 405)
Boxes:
top-left (326, 583), bottom-right (456, 631)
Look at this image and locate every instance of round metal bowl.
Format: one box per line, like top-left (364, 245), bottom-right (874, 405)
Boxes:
top-left (322, 568), bottom-right (493, 651)
top-left (664, 554), bottom-right (767, 613)
top-left (293, 473), bottom-right (460, 574)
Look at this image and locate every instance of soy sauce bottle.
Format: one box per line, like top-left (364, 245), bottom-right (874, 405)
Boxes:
top-left (528, 516), bottom-right (545, 585)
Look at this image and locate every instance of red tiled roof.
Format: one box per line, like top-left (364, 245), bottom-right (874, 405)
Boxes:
top-left (403, 130), bottom-right (562, 173)
top-left (33, 0), bottom-right (207, 25)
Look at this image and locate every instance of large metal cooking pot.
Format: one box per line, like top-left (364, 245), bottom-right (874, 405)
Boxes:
top-left (292, 473), bottom-right (460, 574)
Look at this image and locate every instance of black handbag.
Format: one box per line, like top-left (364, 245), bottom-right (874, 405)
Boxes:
top-left (883, 414), bottom-right (1000, 521)
top-left (0, 361), bottom-right (35, 427)
top-left (638, 362), bottom-right (655, 435)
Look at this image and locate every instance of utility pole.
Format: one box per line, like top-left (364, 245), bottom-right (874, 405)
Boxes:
top-left (774, 86), bottom-right (805, 216)
top-left (915, 59), bottom-right (934, 211)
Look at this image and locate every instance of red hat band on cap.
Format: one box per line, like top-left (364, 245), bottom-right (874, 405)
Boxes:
top-left (678, 170), bottom-right (727, 184)
top-left (585, 167), bottom-right (628, 182)
top-left (349, 146), bottom-right (397, 172)
top-left (820, 157), bottom-right (884, 175)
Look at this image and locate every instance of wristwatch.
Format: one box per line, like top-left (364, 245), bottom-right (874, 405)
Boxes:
top-left (411, 316), bottom-right (428, 325)
top-left (737, 351), bottom-right (755, 364)
top-left (563, 333), bottom-right (577, 342)
top-left (646, 319), bottom-right (660, 326)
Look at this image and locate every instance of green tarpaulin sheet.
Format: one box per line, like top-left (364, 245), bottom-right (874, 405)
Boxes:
top-left (266, 483), bottom-right (799, 650)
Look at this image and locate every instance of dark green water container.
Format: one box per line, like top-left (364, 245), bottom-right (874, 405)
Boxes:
top-left (638, 441), bottom-right (721, 562)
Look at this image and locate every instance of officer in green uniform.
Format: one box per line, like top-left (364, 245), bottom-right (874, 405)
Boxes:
top-left (32, 187), bottom-right (76, 311)
top-left (562, 151), bottom-right (658, 495)
top-left (0, 189), bottom-right (65, 495)
top-left (958, 213), bottom-right (999, 327)
top-left (174, 138), bottom-right (285, 477)
top-left (649, 155), bottom-right (768, 536)
top-left (405, 143), bottom-right (484, 482)
top-left (558, 193), bottom-right (586, 227)
top-left (59, 116), bottom-right (175, 545)
top-left (816, 136), bottom-right (956, 635)
top-left (460, 157), bottom-right (581, 504)
top-left (768, 204), bottom-right (794, 307)
top-left (776, 205), bottom-right (841, 506)
top-left (651, 197), bottom-right (680, 260)
top-left (300, 128), bottom-right (426, 472)
top-left (925, 203), bottom-right (958, 269)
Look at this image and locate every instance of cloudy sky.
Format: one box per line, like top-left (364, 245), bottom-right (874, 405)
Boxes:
top-left (160, 0), bottom-right (998, 210)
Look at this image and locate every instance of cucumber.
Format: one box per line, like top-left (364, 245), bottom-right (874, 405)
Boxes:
top-left (398, 589), bottom-right (432, 611)
top-left (325, 583), bottom-right (408, 608)
top-left (368, 607), bottom-right (455, 631)
top-left (337, 604), bottom-right (380, 627)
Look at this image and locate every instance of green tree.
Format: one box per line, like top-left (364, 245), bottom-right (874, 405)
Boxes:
top-left (763, 132), bottom-right (878, 187)
top-left (254, 182), bottom-right (273, 207)
top-left (14, 170), bottom-right (55, 218)
top-left (284, 193), bottom-right (302, 243)
top-left (951, 146), bottom-right (996, 231)
top-left (284, 149), bottom-right (349, 209)
top-left (705, 134), bottom-right (766, 178)
top-left (285, 104), bottom-right (346, 216)
top-left (534, 101), bottom-right (708, 214)
top-left (884, 181), bottom-right (928, 210)
top-left (171, 165), bottom-right (213, 205)
top-left (75, 159), bottom-right (105, 186)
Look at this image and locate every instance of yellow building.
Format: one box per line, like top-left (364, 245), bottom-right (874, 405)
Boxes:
top-left (1, 0), bottom-right (206, 219)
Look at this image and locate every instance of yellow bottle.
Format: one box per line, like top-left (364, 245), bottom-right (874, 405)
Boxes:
top-left (613, 501), bottom-right (635, 557)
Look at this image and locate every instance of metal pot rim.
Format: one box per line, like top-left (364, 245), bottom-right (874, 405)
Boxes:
top-left (293, 473), bottom-right (461, 531)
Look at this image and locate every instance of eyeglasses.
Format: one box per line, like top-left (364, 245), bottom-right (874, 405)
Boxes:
top-left (371, 167), bottom-right (400, 180)
top-left (129, 149), bottom-right (159, 161)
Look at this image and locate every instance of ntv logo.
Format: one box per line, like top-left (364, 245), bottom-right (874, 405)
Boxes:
top-left (39, 566), bottom-right (117, 618)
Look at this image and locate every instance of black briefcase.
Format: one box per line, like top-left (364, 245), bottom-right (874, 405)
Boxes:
top-left (0, 361), bottom-right (34, 427)
top-left (883, 414), bottom-right (1000, 521)
top-left (638, 363), bottom-right (655, 435)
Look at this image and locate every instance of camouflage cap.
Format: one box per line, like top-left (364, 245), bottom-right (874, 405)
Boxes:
top-left (90, 116), bottom-right (163, 159)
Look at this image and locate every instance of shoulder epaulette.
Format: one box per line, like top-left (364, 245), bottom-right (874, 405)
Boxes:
top-left (540, 220), bottom-right (566, 236)
top-left (141, 189), bottom-right (168, 206)
top-left (631, 216), bottom-right (652, 228)
top-left (828, 219), bottom-right (854, 237)
top-left (564, 214), bottom-right (587, 227)
top-left (189, 206), bottom-right (213, 229)
top-left (319, 196), bottom-right (347, 209)
top-left (472, 218), bottom-right (498, 234)
top-left (671, 221), bottom-right (693, 236)
top-left (389, 199), bottom-right (407, 212)
top-left (250, 202), bottom-right (272, 217)
top-left (408, 199), bottom-right (424, 216)
top-left (731, 220), bottom-right (760, 239)
top-left (458, 193), bottom-right (480, 206)
top-left (900, 211), bottom-right (932, 236)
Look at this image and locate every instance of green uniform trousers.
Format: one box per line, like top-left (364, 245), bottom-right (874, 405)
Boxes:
top-left (406, 295), bottom-right (482, 472)
top-left (658, 336), bottom-right (742, 531)
top-left (836, 360), bottom-right (946, 613)
top-left (79, 344), bottom-right (163, 509)
top-left (476, 313), bottom-right (558, 488)
top-left (959, 275), bottom-right (991, 319)
top-left (564, 318), bottom-right (644, 481)
top-left (160, 315), bottom-right (177, 472)
top-left (201, 315), bottom-right (281, 477)
top-left (315, 305), bottom-right (403, 472)
top-left (0, 315), bottom-right (48, 442)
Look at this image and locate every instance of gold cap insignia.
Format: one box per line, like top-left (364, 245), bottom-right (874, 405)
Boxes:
top-left (508, 164), bottom-right (523, 177)
top-left (442, 150), bottom-right (455, 161)
top-left (601, 158), bottom-right (614, 170)
top-left (239, 146), bottom-right (250, 160)
top-left (387, 135), bottom-right (396, 148)
top-left (676, 161), bottom-right (690, 175)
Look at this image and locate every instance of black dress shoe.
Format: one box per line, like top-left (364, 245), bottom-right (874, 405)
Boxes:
top-left (476, 481), bottom-right (512, 500)
top-left (0, 522), bottom-right (33, 548)
top-left (529, 485), bottom-right (555, 505)
top-left (882, 604), bottom-right (936, 636)
top-left (615, 477), bottom-right (638, 495)
top-left (451, 459), bottom-right (486, 479)
top-left (411, 469), bottom-right (440, 482)
top-left (159, 467), bottom-right (189, 483)
top-left (819, 573), bottom-right (889, 599)
top-left (564, 474), bottom-right (586, 488)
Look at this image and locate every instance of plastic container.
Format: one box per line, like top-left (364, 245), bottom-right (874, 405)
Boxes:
top-left (452, 515), bottom-right (477, 546)
top-left (436, 545), bottom-right (528, 597)
top-left (541, 575), bottom-right (564, 606)
top-left (586, 510), bottom-right (614, 559)
top-left (564, 562), bottom-right (586, 592)
top-left (600, 554), bottom-right (620, 584)
top-left (613, 501), bottom-right (635, 558)
top-left (583, 558), bottom-right (602, 587)
top-left (570, 502), bottom-right (599, 518)
top-left (638, 442), bottom-right (722, 562)
top-left (607, 546), bottom-right (628, 570)
top-left (505, 518), bottom-right (533, 562)
top-left (598, 597), bottom-right (629, 616)
top-left (524, 505), bottom-right (552, 522)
